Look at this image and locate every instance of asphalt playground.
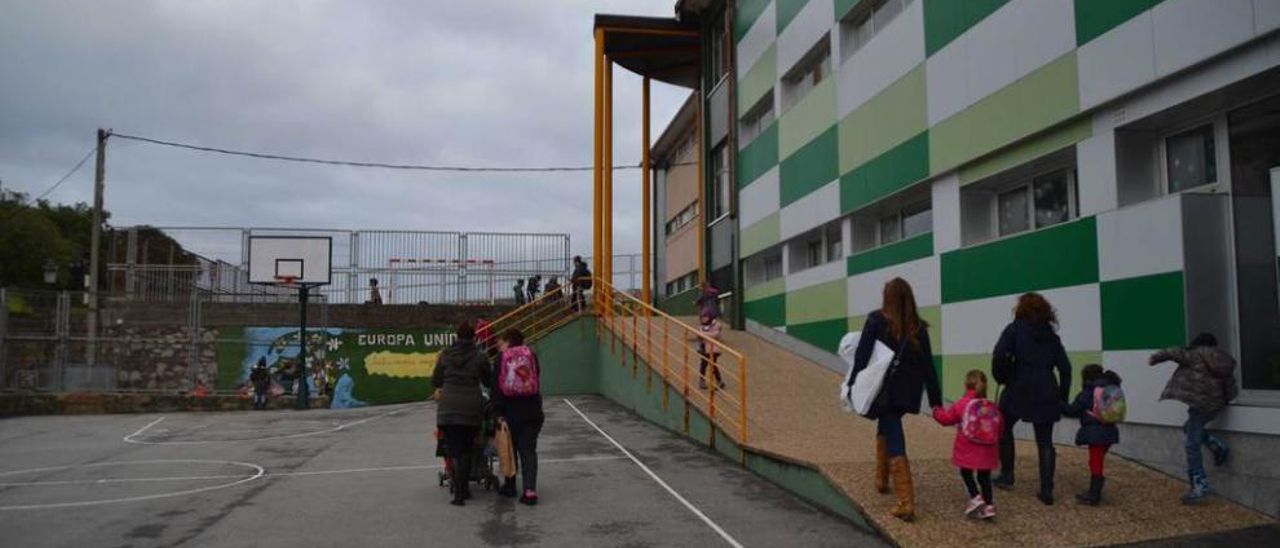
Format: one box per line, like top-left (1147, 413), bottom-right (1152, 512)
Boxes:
top-left (0, 395), bottom-right (880, 547)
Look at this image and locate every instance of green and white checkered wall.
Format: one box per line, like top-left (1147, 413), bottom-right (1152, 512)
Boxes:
top-left (733, 0), bottom-right (1280, 420)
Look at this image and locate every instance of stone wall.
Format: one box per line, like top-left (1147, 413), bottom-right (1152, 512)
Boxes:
top-left (98, 325), bottom-right (219, 391)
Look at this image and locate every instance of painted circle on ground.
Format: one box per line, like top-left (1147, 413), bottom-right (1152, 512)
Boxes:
top-left (0, 459), bottom-right (265, 511)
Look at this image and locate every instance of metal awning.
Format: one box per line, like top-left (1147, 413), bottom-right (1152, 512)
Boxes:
top-left (594, 14), bottom-right (700, 89)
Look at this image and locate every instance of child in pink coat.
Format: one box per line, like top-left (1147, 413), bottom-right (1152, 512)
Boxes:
top-left (933, 370), bottom-right (1001, 519)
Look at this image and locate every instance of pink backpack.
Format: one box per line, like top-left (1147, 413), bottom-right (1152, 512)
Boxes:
top-left (498, 346), bottom-right (540, 397)
top-left (961, 398), bottom-right (1003, 445)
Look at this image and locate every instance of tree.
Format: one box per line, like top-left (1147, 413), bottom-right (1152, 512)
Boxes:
top-left (0, 192), bottom-right (103, 289)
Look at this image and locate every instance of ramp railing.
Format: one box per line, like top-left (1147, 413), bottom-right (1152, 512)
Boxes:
top-left (478, 285), bottom-right (582, 359)
top-left (594, 277), bottom-right (748, 445)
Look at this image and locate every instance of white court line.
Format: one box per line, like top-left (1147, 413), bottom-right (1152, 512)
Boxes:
top-left (122, 404), bottom-right (423, 445)
top-left (563, 398), bottom-right (745, 548)
top-left (0, 459), bottom-right (265, 511)
top-left (0, 455), bottom-right (627, 488)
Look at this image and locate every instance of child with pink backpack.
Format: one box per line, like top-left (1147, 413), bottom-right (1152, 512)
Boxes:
top-left (932, 370), bottom-right (1003, 519)
top-left (491, 328), bottom-right (544, 505)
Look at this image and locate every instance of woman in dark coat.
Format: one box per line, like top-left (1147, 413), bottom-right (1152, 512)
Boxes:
top-left (991, 292), bottom-right (1072, 505)
top-left (432, 321), bottom-right (492, 506)
top-left (848, 278), bottom-right (942, 522)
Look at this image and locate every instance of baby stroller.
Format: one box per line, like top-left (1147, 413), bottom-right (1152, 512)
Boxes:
top-left (436, 413), bottom-right (500, 493)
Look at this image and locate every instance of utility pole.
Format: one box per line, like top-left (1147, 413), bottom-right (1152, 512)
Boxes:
top-left (86, 129), bottom-right (108, 367)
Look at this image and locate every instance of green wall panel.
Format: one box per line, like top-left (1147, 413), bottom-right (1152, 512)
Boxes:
top-left (532, 317), bottom-right (600, 396)
top-left (1074, 0), bottom-right (1165, 46)
top-left (838, 65), bottom-right (928, 175)
top-left (658, 287), bottom-right (701, 316)
top-left (745, 276), bottom-right (786, 301)
top-left (739, 122), bottom-right (779, 188)
top-left (780, 126), bottom-right (839, 207)
top-left (847, 232), bottom-right (934, 277)
top-left (777, 0), bottom-right (811, 34)
top-left (741, 212), bottom-right (781, 257)
top-left (744, 453), bottom-right (869, 527)
top-left (834, 0), bottom-right (869, 20)
top-left (745, 293), bottom-right (788, 327)
top-left (840, 131), bottom-right (930, 213)
top-left (738, 44), bottom-right (777, 118)
top-left (737, 0), bottom-right (774, 41)
top-left (958, 118), bottom-right (1092, 186)
top-left (1100, 271), bottom-right (1187, 351)
top-left (787, 318), bottom-right (848, 353)
top-left (941, 217), bottom-right (1099, 303)
top-left (786, 279), bottom-right (848, 324)
top-left (923, 0), bottom-right (1012, 56)
top-left (781, 78), bottom-right (837, 159)
top-left (930, 52), bottom-right (1080, 175)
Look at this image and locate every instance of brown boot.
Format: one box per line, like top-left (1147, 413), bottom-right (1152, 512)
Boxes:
top-left (874, 435), bottom-right (890, 494)
top-left (889, 456), bottom-right (915, 521)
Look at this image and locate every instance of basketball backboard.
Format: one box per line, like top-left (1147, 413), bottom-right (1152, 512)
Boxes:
top-left (248, 236), bottom-right (332, 285)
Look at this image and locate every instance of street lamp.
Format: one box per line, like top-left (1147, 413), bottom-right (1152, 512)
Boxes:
top-left (42, 258), bottom-right (59, 287)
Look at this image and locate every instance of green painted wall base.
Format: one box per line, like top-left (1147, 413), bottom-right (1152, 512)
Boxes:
top-left (536, 316), bottom-right (877, 534)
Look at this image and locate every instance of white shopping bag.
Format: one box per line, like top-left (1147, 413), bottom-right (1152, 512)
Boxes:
top-left (838, 331), bottom-right (895, 416)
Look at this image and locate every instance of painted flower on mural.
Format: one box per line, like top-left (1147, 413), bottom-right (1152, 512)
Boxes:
top-left (327, 338), bottom-right (343, 352)
top-left (337, 357), bottom-right (351, 371)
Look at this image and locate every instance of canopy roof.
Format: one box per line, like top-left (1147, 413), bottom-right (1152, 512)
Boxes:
top-left (594, 14), bottom-right (700, 89)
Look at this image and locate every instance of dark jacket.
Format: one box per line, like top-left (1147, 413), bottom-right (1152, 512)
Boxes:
top-left (1062, 379), bottom-right (1120, 446)
top-left (1150, 346), bottom-right (1239, 415)
top-left (432, 339), bottom-right (491, 428)
top-left (992, 319), bottom-right (1071, 424)
top-left (571, 263), bottom-right (591, 288)
top-left (249, 367), bottom-right (271, 393)
top-left (490, 346), bottom-right (545, 426)
top-left (850, 311), bottom-right (942, 418)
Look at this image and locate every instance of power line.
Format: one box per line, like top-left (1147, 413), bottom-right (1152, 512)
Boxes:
top-left (112, 132), bottom-right (647, 173)
top-left (33, 145), bottom-right (97, 201)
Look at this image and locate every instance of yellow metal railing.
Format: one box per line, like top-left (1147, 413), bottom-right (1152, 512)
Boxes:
top-left (594, 277), bottom-right (748, 445)
top-left (479, 285), bottom-right (582, 358)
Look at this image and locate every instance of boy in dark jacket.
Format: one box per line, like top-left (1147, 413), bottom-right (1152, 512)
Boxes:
top-left (250, 358), bottom-right (271, 410)
top-left (1149, 333), bottom-right (1239, 505)
top-left (1062, 364), bottom-right (1121, 506)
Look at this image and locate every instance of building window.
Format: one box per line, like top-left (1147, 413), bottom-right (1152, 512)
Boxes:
top-left (665, 203), bottom-right (698, 236)
top-left (707, 11), bottom-right (729, 89)
top-left (839, 0), bottom-right (914, 61)
top-left (997, 168), bottom-right (1078, 238)
top-left (1165, 124), bottom-right (1218, 193)
top-left (740, 93), bottom-right (775, 144)
top-left (744, 247), bottom-right (784, 287)
top-left (666, 271), bottom-right (698, 297)
top-left (878, 214), bottom-right (902, 245)
top-left (710, 144), bottom-right (731, 220)
top-left (901, 200), bottom-right (932, 238)
top-left (788, 221), bottom-right (842, 273)
top-left (781, 37), bottom-right (831, 112)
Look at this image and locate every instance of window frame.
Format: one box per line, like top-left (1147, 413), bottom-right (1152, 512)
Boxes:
top-left (1160, 117), bottom-right (1228, 196)
top-left (991, 167), bottom-right (1079, 239)
top-left (838, 0), bottom-right (914, 63)
top-left (781, 37), bottom-right (831, 113)
top-left (739, 92), bottom-right (775, 145)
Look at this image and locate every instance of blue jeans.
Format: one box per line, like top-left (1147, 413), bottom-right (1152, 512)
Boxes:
top-left (1184, 409), bottom-right (1224, 479)
top-left (878, 412), bottom-right (906, 457)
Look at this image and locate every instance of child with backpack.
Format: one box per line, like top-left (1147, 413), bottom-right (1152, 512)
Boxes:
top-left (1061, 364), bottom-right (1124, 506)
top-left (932, 370), bottom-right (1002, 519)
top-left (491, 328), bottom-right (544, 506)
top-left (690, 312), bottom-right (724, 390)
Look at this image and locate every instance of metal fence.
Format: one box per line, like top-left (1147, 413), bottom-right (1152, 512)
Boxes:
top-left (0, 287), bottom-right (329, 393)
top-left (106, 226), bottom-right (573, 304)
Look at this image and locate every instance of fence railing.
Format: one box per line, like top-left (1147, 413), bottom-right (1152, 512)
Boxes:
top-left (594, 277), bottom-right (748, 445)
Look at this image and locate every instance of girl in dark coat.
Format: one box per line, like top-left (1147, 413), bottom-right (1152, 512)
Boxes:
top-left (432, 321), bottom-right (492, 506)
top-left (1062, 364), bottom-right (1122, 505)
top-left (991, 292), bottom-right (1072, 505)
top-left (491, 328), bottom-right (545, 505)
top-left (849, 278), bottom-right (942, 522)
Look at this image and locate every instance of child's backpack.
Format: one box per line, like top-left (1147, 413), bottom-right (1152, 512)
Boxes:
top-left (498, 345), bottom-right (541, 397)
top-left (1089, 385), bottom-right (1127, 424)
top-left (961, 398), bottom-right (1003, 445)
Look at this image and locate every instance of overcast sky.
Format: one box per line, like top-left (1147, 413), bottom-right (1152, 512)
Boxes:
top-left (0, 0), bottom-right (689, 261)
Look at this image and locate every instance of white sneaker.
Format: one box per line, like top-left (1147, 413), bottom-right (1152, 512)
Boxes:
top-left (979, 504), bottom-right (996, 520)
top-left (964, 495), bottom-right (985, 516)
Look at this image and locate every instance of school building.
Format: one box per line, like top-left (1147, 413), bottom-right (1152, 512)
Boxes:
top-left (600, 0), bottom-right (1280, 517)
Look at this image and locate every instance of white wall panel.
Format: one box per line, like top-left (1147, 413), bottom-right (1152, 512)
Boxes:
top-left (779, 179), bottom-right (840, 240)
top-left (941, 283), bottom-right (1099, 355)
top-left (786, 258), bottom-right (845, 292)
top-left (1153, 0), bottom-right (1255, 78)
top-left (1076, 132), bottom-right (1119, 217)
top-left (1078, 10), bottom-right (1157, 110)
top-left (847, 256), bottom-right (940, 317)
top-left (737, 2), bottom-right (778, 76)
top-left (1097, 194), bottom-right (1185, 281)
top-left (739, 167), bottom-right (781, 228)
top-left (931, 173), bottom-right (962, 253)
top-left (836, 0), bottom-right (925, 118)
top-left (777, 0), bottom-right (834, 78)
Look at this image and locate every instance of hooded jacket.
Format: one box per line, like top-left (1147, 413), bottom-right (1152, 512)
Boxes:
top-left (992, 318), bottom-right (1072, 424)
top-left (1062, 378), bottom-right (1121, 446)
top-left (432, 338), bottom-right (491, 427)
top-left (1150, 346), bottom-right (1239, 415)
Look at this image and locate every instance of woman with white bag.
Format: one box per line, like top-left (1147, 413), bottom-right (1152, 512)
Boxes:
top-left (847, 278), bottom-right (942, 522)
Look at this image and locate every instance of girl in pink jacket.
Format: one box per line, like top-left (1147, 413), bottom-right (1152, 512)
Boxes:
top-left (933, 370), bottom-right (1002, 519)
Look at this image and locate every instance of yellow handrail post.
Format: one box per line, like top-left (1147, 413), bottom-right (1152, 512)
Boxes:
top-left (682, 338), bottom-right (690, 434)
top-left (662, 315), bottom-right (670, 411)
top-left (739, 355), bottom-right (748, 444)
top-left (631, 303), bottom-right (638, 379)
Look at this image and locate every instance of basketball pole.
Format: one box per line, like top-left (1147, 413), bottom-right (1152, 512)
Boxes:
top-left (296, 283), bottom-right (311, 410)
